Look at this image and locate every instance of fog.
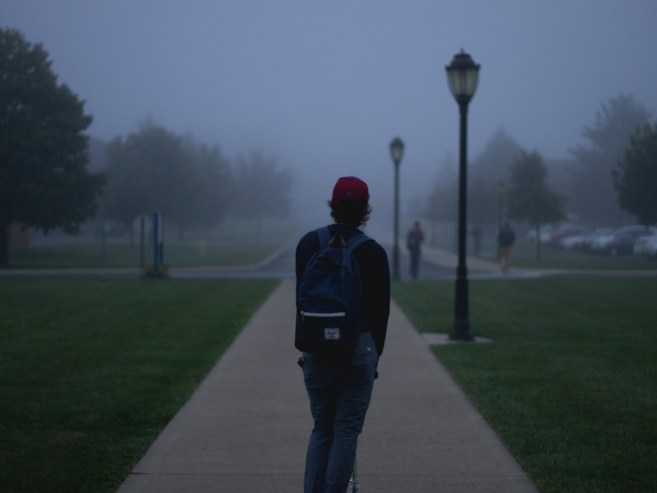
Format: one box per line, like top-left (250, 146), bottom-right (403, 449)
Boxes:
top-left (3, 0), bottom-right (657, 231)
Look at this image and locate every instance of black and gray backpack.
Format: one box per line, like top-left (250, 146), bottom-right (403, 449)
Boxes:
top-left (295, 226), bottom-right (372, 356)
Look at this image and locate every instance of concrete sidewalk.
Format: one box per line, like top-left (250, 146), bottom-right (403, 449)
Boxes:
top-left (116, 279), bottom-right (538, 493)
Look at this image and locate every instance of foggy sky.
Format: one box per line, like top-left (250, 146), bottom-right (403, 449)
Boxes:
top-left (2, 1), bottom-right (657, 227)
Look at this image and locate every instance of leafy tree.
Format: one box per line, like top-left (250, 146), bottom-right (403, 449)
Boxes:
top-left (425, 130), bottom-right (521, 229)
top-left (102, 124), bottom-right (195, 243)
top-left (0, 28), bottom-right (104, 266)
top-left (470, 127), bottom-right (522, 184)
top-left (613, 122), bottom-right (657, 226)
top-left (507, 151), bottom-right (567, 260)
top-left (231, 151), bottom-right (292, 238)
top-left (423, 153), bottom-right (457, 224)
top-left (468, 175), bottom-right (497, 226)
top-left (178, 135), bottom-right (232, 235)
top-left (570, 94), bottom-right (652, 225)
top-left (468, 128), bottom-right (522, 227)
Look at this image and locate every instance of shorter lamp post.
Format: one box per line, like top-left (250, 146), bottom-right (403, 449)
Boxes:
top-left (497, 181), bottom-right (505, 261)
top-left (389, 137), bottom-right (405, 281)
top-left (446, 50), bottom-right (480, 341)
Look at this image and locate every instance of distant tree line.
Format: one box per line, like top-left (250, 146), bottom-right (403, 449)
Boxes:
top-left (0, 27), bottom-right (292, 266)
top-left (100, 123), bottom-right (292, 240)
top-left (421, 93), bottom-right (657, 259)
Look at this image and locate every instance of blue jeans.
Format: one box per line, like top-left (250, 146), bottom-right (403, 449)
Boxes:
top-left (302, 333), bottom-right (377, 493)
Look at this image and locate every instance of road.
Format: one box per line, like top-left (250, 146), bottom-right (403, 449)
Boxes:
top-left (172, 244), bottom-right (454, 280)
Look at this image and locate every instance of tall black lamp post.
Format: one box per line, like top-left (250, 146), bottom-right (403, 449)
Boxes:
top-left (389, 137), bottom-right (404, 281)
top-left (446, 50), bottom-right (480, 341)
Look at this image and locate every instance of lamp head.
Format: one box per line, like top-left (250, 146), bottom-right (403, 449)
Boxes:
top-left (446, 49), bottom-right (480, 104)
top-left (389, 137), bottom-right (404, 166)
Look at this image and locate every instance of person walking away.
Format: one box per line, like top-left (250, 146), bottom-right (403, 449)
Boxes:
top-left (471, 225), bottom-right (483, 257)
top-left (406, 221), bottom-right (424, 279)
top-left (498, 221), bottom-right (515, 271)
top-left (296, 176), bottom-right (390, 493)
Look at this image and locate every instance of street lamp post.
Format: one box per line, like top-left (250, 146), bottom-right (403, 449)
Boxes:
top-left (389, 137), bottom-right (405, 281)
top-left (497, 181), bottom-right (505, 261)
top-left (446, 50), bottom-right (480, 341)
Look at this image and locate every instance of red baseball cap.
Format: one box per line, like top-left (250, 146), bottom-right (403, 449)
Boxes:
top-left (331, 176), bottom-right (369, 207)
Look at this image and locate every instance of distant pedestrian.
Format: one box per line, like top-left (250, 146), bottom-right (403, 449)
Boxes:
top-left (295, 176), bottom-right (390, 493)
top-left (497, 221), bottom-right (515, 271)
top-left (406, 221), bottom-right (424, 279)
top-left (471, 225), bottom-right (483, 257)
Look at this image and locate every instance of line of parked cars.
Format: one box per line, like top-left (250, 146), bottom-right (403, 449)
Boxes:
top-left (527, 224), bottom-right (657, 258)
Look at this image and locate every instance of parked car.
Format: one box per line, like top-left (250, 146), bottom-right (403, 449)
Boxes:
top-left (526, 224), bottom-right (555, 243)
top-left (591, 226), bottom-right (657, 255)
top-left (644, 235), bottom-right (657, 259)
top-left (562, 228), bottom-right (612, 251)
top-left (581, 228), bottom-right (613, 251)
top-left (548, 225), bottom-right (585, 247)
top-left (634, 231), bottom-right (657, 257)
top-left (561, 229), bottom-right (594, 250)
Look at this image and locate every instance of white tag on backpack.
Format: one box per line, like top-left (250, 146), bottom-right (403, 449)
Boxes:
top-left (324, 328), bottom-right (340, 340)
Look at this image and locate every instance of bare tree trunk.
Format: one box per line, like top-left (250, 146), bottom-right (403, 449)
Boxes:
top-left (0, 223), bottom-right (9, 267)
top-left (535, 223), bottom-right (542, 261)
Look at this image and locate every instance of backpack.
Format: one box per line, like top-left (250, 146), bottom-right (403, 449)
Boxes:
top-left (498, 228), bottom-right (515, 247)
top-left (295, 226), bottom-right (373, 357)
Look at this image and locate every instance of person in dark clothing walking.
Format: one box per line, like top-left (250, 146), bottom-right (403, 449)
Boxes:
top-left (296, 176), bottom-right (390, 493)
top-left (406, 221), bottom-right (424, 279)
top-left (497, 221), bottom-right (516, 271)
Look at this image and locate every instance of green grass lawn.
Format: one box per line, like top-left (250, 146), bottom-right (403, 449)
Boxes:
top-left (393, 279), bottom-right (657, 493)
top-left (0, 279), bottom-right (279, 493)
top-left (486, 239), bottom-right (657, 270)
top-left (8, 241), bottom-right (282, 269)
top-left (429, 234), bottom-right (657, 270)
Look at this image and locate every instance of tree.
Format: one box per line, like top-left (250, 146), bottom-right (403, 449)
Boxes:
top-left (470, 127), bottom-right (522, 184)
top-left (178, 134), bottom-right (232, 235)
top-left (468, 175), bottom-right (497, 226)
top-left (613, 122), bottom-right (657, 226)
top-left (570, 94), bottom-right (652, 225)
top-left (231, 151), bottom-right (292, 238)
top-left (468, 128), bottom-right (522, 227)
top-left (423, 153), bottom-right (457, 224)
top-left (506, 151), bottom-right (567, 260)
top-left (0, 28), bottom-right (105, 266)
top-left (102, 123), bottom-right (195, 243)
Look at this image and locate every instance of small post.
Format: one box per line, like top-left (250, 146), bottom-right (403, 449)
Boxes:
top-left (392, 161), bottom-right (400, 281)
top-left (101, 219), bottom-right (106, 268)
top-left (158, 212), bottom-right (164, 267)
top-left (153, 211), bottom-right (160, 278)
top-left (140, 216), bottom-right (145, 267)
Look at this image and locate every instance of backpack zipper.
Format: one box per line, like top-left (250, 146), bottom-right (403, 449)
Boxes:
top-left (300, 311), bottom-right (346, 318)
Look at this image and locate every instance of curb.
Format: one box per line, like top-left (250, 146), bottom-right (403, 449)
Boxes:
top-left (0, 242), bottom-right (293, 278)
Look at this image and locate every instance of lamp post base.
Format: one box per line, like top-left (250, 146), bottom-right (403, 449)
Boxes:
top-left (449, 319), bottom-right (474, 341)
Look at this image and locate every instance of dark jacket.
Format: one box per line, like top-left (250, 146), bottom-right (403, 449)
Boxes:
top-left (498, 227), bottom-right (516, 247)
top-left (295, 224), bottom-right (390, 358)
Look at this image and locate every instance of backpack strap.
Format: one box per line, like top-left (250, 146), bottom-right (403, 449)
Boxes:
top-left (316, 226), bottom-right (331, 248)
top-left (345, 233), bottom-right (373, 253)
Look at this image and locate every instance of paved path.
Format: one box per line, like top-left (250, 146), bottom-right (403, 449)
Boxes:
top-left (3, 228), bottom-right (657, 280)
top-left (116, 279), bottom-right (538, 493)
